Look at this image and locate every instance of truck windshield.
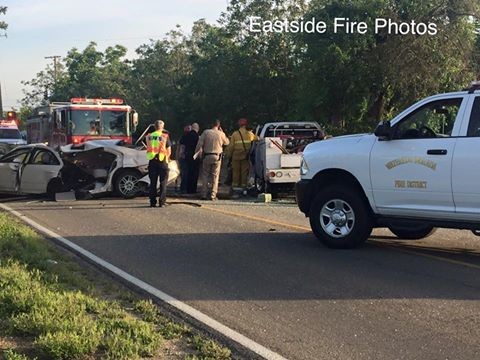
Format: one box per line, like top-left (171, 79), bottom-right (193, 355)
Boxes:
top-left (69, 110), bottom-right (127, 136)
top-left (0, 129), bottom-right (21, 139)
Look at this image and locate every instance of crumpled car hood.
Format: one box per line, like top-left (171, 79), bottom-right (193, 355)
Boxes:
top-left (61, 140), bottom-right (148, 168)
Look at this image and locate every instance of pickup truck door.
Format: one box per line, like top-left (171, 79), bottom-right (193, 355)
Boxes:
top-left (370, 95), bottom-right (467, 218)
top-left (451, 94), bottom-right (480, 220)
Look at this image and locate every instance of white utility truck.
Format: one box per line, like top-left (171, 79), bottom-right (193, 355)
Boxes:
top-left (253, 122), bottom-right (324, 194)
top-left (297, 82), bottom-right (480, 248)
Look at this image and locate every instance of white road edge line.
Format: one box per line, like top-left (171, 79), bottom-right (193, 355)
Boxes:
top-left (0, 203), bottom-right (288, 360)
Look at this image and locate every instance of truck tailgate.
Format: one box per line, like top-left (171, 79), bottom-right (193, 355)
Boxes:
top-left (280, 153), bottom-right (302, 168)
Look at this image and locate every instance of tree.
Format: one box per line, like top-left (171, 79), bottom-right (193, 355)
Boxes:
top-left (21, 62), bottom-right (65, 108)
top-left (129, 27), bottom-right (194, 133)
top-left (295, 0), bottom-right (480, 134)
top-left (21, 43), bottom-right (131, 110)
top-left (54, 42), bottom-right (130, 100)
top-left (0, 6), bottom-right (7, 34)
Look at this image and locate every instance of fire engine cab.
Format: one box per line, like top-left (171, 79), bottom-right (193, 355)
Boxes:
top-left (0, 111), bottom-right (27, 154)
top-left (26, 98), bottom-right (139, 147)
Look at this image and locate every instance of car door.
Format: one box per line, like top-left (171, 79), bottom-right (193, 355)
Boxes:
top-left (20, 148), bottom-right (62, 194)
top-left (370, 95), bottom-right (467, 219)
top-left (451, 94), bottom-right (480, 220)
top-left (0, 148), bottom-right (32, 193)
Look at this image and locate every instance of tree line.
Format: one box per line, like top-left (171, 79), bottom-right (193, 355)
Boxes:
top-left (20, 0), bottom-right (480, 137)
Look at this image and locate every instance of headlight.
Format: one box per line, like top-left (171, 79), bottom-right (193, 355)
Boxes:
top-left (300, 158), bottom-right (309, 176)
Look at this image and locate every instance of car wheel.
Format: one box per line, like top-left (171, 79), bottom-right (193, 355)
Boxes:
top-left (388, 224), bottom-right (435, 240)
top-left (309, 185), bottom-right (373, 249)
top-left (46, 178), bottom-right (64, 201)
top-left (114, 170), bottom-right (142, 199)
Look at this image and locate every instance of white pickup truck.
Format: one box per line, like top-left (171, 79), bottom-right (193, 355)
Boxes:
top-left (253, 122), bottom-right (324, 194)
top-left (296, 83), bottom-right (480, 248)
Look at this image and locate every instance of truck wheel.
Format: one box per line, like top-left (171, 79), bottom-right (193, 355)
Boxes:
top-left (309, 186), bottom-right (373, 249)
top-left (255, 176), bottom-right (278, 197)
top-left (254, 175), bottom-right (266, 193)
top-left (388, 224), bottom-right (434, 240)
top-left (114, 170), bottom-right (141, 199)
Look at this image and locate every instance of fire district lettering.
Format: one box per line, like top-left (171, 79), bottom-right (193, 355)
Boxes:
top-left (386, 157), bottom-right (437, 171)
top-left (395, 180), bottom-right (428, 189)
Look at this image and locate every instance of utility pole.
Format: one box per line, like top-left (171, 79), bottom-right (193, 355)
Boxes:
top-left (45, 55), bottom-right (61, 83)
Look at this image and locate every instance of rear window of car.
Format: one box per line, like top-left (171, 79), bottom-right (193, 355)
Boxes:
top-left (264, 125), bottom-right (323, 138)
top-left (0, 128), bottom-right (21, 139)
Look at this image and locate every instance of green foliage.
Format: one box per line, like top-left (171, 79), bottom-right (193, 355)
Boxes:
top-left (0, 260), bottom-right (161, 359)
top-left (35, 328), bottom-right (102, 360)
top-left (0, 213), bottom-right (162, 359)
top-left (134, 299), bottom-right (190, 340)
top-left (0, 213), bottom-right (52, 268)
top-left (190, 335), bottom-right (231, 360)
top-left (2, 349), bottom-right (33, 360)
top-left (133, 299), bottom-right (159, 322)
top-left (158, 316), bottom-right (190, 340)
top-left (102, 318), bottom-right (161, 359)
top-left (296, 0), bottom-right (479, 131)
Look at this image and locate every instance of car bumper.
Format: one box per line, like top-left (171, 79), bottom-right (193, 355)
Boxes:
top-left (295, 179), bottom-right (311, 216)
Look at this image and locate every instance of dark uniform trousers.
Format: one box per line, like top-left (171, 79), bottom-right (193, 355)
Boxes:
top-left (148, 158), bottom-right (169, 206)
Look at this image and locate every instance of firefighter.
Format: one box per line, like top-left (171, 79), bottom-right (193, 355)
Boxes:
top-left (87, 121), bottom-right (99, 135)
top-left (146, 120), bottom-right (172, 207)
top-left (227, 118), bottom-right (258, 191)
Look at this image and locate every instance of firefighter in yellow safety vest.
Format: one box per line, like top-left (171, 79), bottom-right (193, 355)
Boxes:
top-left (226, 118), bottom-right (258, 190)
top-left (146, 120), bottom-right (172, 207)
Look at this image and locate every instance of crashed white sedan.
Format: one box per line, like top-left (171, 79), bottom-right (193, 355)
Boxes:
top-left (0, 141), bottom-right (179, 199)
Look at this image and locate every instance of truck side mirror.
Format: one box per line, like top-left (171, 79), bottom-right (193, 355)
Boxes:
top-left (374, 121), bottom-right (392, 140)
top-left (132, 112), bottom-right (139, 132)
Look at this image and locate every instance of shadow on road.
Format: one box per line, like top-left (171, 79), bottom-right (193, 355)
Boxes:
top-left (52, 231), bottom-right (480, 302)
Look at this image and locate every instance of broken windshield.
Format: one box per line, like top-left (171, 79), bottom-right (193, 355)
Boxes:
top-left (69, 110), bottom-right (127, 136)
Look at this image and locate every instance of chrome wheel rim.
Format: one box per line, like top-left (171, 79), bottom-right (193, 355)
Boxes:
top-left (119, 175), bottom-right (139, 195)
top-left (320, 199), bottom-right (355, 238)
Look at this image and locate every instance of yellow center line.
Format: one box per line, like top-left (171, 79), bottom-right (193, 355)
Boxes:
top-left (200, 204), bottom-right (480, 271)
top-left (200, 205), bottom-right (311, 232)
top-left (370, 241), bottom-right (480, 270)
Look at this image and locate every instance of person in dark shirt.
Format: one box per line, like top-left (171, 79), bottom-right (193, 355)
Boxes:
top-left (182, 123), bottom-right (200, 193)
top-left (177, 125), bottom-right (191, 193)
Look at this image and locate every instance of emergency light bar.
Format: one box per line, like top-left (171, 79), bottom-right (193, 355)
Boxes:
top-left (0, 120), bottom-right (18, 127)
top-left (6, 111), bottom-right (17, 120)
top-left (70, 98), bottom-right (124, 105)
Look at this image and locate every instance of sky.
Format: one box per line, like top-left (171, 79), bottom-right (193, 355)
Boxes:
top-left (0, 0), bottom-right (229, 110)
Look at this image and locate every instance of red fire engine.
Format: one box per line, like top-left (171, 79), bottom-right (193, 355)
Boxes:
top-left (26, 98), bottom-right (138, 147)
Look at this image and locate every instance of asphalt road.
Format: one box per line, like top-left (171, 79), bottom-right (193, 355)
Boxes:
top-left (3, 196), bottom-right (480, 360)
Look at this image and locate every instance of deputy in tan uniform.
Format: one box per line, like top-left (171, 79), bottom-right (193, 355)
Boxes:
top-left (195, 120), bottom-right (230, 200)
top-left (227, 118), bottom-right (258, 190)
